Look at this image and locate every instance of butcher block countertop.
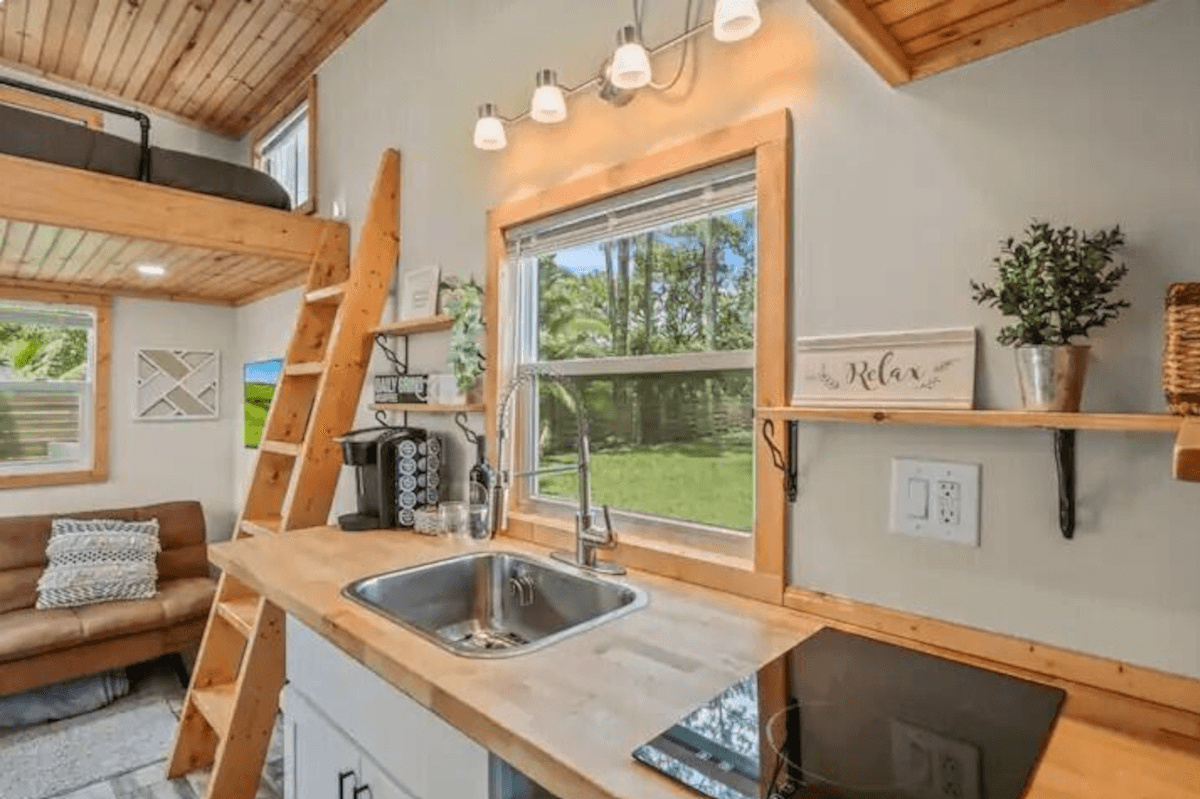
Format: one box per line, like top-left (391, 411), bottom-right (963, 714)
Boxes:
top-left (210, 527), bottom-right (1200, 799)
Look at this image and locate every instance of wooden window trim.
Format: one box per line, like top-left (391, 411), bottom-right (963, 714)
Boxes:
top-left (0, 286), bottom-right (110, 490)
top-left (486, 110), bottom-right (792, 603)
top-left (249, 75), bottom-right (319, 216)
top-left (0, 85), bottom-right (104, 130)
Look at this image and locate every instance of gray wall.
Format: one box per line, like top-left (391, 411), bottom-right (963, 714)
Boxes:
top-left (260, 0), bottom-right (1198, 676)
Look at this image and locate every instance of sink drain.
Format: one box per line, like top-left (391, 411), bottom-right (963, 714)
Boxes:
top-left (436, 621), bottom-right (529, 652)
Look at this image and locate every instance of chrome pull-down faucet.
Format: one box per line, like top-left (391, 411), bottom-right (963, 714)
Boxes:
top-left (493, 368), bottom-right (624, 575)
top-left (549, 419), bottom-right (624, 575)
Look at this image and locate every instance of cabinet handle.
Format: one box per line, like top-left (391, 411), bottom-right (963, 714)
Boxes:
top-left (353, 785), bottom-right (372, 799)
top-left (338, 770), bottom-right (356, 799)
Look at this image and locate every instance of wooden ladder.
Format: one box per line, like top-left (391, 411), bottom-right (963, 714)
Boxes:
top-left (167, 150), bottom-right (401, 799)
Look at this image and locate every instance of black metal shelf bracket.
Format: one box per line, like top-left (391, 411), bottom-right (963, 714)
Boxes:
top-left (372, 333), bottom-right (411, 427)
top-left (1054, 429), bottom-right (1076, 540)
top-left (762, 419), bottom-right (799, 503)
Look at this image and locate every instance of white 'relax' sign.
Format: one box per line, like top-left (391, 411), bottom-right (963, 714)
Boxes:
top-left (792, 328), bottom-right (976, 409)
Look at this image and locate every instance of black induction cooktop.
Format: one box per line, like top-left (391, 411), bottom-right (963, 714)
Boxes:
top-left (633, 628), bottom-right (1066, 799)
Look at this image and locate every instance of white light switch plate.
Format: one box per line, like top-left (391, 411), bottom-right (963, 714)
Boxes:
top-left (890, 458), bottom-right (980, 547)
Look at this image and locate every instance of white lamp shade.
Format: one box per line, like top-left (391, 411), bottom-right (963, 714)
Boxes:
top-left (713, 0), bottom-right (762, 42)
top-left (611, 41), bottom-right (652, 90)
top-left (531, 84), bottom-right (568, 124)
top-left (473, 114), bottom-right (507, 151)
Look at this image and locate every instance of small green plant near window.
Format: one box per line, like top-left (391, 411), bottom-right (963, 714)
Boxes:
top-left (441, 277), bottom-right (485, 393)
top-left (970, 221), bottom-right (1130, 346)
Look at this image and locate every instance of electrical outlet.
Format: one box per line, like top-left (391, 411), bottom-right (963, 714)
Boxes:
top-left (936, 480), bottom-right (961, 526)
top-left (890, 719), bottom-right (981, 799)
top-left (890, 459), bottom-right (980, 547)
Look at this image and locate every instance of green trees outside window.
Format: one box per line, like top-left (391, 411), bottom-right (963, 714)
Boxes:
top-left (529, 207), bottom-right (756, 532)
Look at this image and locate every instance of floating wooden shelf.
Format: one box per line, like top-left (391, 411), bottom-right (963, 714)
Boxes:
top-left (373, 315), bottom-right (453, 337)
top-left (371, 403), bottom-right (485, 414)
top-left (758, 405), bottom-right (1190, 540)
top-left (757, 407), bottom-right (1183, 433)
top-left (1175, 418), bottom-right (1200, 482)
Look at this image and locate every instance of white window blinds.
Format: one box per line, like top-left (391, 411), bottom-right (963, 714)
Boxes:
top-left (506, 156), bottom-right (756, 258)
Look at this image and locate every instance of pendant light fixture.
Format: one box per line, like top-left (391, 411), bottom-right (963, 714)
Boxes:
top-left (472, 0), bottom-right (769, 151)
top-left (530, 69), bottom-right (568, 124)
top-left (713, 0), bottom-right (762, 43)
top-left (610, 25), bottom-right (653, 90)
top-left (473, 103), bottom-right (508, 151)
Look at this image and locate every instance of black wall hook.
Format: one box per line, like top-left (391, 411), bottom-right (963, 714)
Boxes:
top-left (762, 418), bottom-right (799, 502)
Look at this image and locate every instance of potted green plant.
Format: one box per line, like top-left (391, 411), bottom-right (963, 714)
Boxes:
top-left (441, 277), bottom-right (485, 402)
top-left (971, 222), bottom-right (1129, 412)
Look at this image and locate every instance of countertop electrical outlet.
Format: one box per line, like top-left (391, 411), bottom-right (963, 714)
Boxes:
top-left (890, 458), bottom-right (981, 546)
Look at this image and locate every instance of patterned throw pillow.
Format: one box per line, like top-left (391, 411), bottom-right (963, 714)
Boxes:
top-left (36, 519), bottom-right (161, 610)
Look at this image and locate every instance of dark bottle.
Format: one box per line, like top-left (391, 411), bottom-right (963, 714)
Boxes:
top-left (468, 436), bottom-right (495, 537)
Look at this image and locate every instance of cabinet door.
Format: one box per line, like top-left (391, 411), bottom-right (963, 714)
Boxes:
top-left (360, 758), bottom-right (419, 799)
top-left (287, 689), bottom-right (362, 799)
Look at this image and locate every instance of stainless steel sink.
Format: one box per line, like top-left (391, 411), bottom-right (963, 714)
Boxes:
top-left (342, 551), bottom-right (648, 658)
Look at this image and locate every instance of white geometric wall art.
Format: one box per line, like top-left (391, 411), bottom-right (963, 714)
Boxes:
top-left (135, 349), bottom-right (220, 421)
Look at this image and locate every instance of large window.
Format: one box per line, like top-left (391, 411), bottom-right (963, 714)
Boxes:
top-left (489, 111), bottom-right (791, 598)
top-left (252, 77), bottom-right (317, 214)
top-left (509, 160), bottom-right (757, 555)
top-left (0, 296), bottom-right (106, 486)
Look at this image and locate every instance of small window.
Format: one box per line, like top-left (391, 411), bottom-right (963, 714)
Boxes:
top-left (0, 299), bottom-right (99, 481)
top-left (252, 77), bottom-right (317, 214)
top-left (508, 159), bottom-right (757, 557)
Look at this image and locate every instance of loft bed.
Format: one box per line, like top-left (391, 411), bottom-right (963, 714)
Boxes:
top-left (0, 78), bottom-right (348, 306)
top-left (0, 76), bottom-right (290, 210)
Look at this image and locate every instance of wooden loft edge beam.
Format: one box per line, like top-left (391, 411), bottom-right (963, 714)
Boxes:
top-left (0, 153), bottom-right (350, 265)
top-left (808, 0), bottom-right (912, 86)
top-left (909, 0), bottom-right (1158, 82)
top-left (0, 277), bottom-right (235, 307)
top-left (1175, 418), bottom-right (1200, 483)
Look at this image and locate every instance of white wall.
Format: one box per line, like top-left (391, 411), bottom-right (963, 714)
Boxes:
top-left (236, 0), bottom-right (1200, 676)
top-left (0, 64), bottom-right (246, 163)
top-left (232, 287), bottom-right (303, 507)
top-left (1, 299), bottom-right (240, 541)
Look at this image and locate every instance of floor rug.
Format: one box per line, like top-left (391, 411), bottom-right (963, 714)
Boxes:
top-left (0, 698), bottom-right (178, 799)
top-left (0, 670), bottom-right (130, 729)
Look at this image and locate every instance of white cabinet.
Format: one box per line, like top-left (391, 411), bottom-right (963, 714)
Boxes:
top-left (285, 687), bottom-right (418, 799)
top-left (284, 616), bottom-right (489, 799)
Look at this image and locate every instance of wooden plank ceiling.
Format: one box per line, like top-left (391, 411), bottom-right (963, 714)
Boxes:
top-left (0, 0), bottom-right (384, 136)
top-left (811, 0), bottom-right (1158, 85)
top-left (0, 217), bottom-right (308, 305)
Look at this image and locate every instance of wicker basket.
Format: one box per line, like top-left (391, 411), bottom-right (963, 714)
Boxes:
top-left (1164, 282), bottom-right (1200, 415)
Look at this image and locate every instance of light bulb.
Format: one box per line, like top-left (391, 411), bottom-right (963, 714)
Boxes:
top-left (530, 69), bottom-right (567, 124)
top-left (473, 103), bottom-right (507, 151)
top-left (137, 264), bottom-right (165, 277)
top-left (611, 25), bottom-right (652, 90)
top-left (713, 0), bottom-right (762, 42)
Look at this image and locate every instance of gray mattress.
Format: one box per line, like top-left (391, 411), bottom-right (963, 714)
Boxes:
top-left (0, 103), bottom-right (292, 211)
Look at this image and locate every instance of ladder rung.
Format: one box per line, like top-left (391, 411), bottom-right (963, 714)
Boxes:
top-left (260, 440), bottom-right (302, 457)
top-left (305, 282), bottom-right (346, 304)
top-left (216, 596), bottom-right (259, 637)
top-left (284, 361), bottom-right (325, 376)
top-left (191, 683), bottom-right (236, 735)
top-left (240, 518), bottom-right (280, 537)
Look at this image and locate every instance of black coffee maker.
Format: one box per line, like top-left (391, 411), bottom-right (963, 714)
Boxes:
top-left (336, 427), bottom-right (442, 531)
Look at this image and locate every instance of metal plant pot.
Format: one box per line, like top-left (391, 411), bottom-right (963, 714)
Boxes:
top-left (1014, 345), bottom-right (1090, 412)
